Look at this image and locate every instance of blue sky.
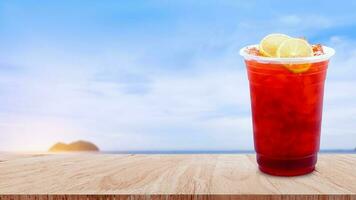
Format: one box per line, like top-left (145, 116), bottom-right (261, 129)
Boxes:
top-left (0, 0), bottom-right (355, 151)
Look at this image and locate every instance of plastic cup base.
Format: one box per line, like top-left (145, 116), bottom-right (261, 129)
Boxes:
top-left (257, 153), bottom-right (317, 176)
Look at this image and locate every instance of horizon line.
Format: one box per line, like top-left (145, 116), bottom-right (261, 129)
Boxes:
top-left (1, 149), bottom-right (355, 154)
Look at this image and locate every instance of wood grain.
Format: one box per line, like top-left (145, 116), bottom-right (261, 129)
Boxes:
top-left (0, 195), bottom-right (355, 200)
top-left (0, 153), bottom-right (355, 199)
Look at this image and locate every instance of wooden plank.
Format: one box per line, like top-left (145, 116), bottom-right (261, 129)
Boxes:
top-left (0, 154), bottom-right (355, 199)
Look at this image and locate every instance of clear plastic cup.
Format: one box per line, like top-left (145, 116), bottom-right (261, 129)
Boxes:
top-left (240, 45), bottom-right (335, 176)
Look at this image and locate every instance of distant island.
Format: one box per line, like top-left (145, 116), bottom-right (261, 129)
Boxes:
top-left (49, 140), bottom-right (100, 152)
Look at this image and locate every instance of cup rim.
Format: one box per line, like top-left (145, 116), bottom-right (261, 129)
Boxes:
top-left (239, 44), bottom-right (335, 64)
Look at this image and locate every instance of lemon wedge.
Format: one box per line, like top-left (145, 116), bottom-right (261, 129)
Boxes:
top-left (259, 33), bottom-right (290, 57)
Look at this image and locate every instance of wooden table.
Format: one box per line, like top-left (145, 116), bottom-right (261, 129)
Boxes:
top-left (0, 153), bottom-right (355, 200)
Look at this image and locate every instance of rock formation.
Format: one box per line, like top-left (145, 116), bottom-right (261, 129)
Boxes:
top-left (49, 140), bottom-right (99, 152)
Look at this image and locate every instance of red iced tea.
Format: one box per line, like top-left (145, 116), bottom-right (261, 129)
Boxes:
top-left (240, 32), bottom-right (335, 176)
top-left (245, 59), bottom-right (329, 176)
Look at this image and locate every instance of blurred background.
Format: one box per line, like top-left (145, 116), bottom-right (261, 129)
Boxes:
top-left (0, 0), bottom-right (355, 152)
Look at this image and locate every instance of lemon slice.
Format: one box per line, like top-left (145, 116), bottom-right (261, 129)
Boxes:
top-left (276, 38), bottom-right (313, 58)
top-left (259, 33), bottom-right (290, 57)
top-left (276, 38), bottom-right (313, 73)
top-left (283, 63), bottom-right (312, 73)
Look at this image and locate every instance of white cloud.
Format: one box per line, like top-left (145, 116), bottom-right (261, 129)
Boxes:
top-left (279, 15), bottom-right (302, 25)
top-left (279, 14), bottom-right (333, 29)
top-left (319, 36), bottom-right (356, 149)
top-left (0, 113), bottom-right (84, 151)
